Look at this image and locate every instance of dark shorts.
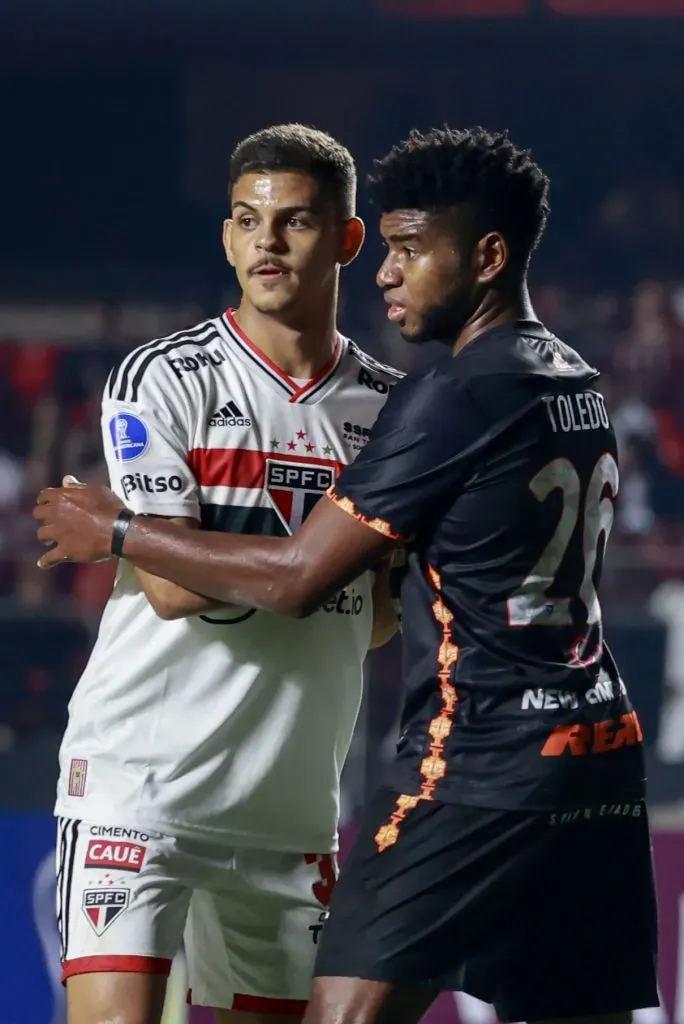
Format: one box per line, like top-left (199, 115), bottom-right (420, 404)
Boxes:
top-left (315, 789), bottom-right (659, 1022)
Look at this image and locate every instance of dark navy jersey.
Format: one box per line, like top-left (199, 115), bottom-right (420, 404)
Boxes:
top-left (329, 321), bottom-right (645, 811)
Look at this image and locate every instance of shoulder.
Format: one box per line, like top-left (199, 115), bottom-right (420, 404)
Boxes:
top-left (363, 366), bottom-right (472, 442)
top-left (345, 338), bottom-right (405, 393)
top-left (389, 364), bottom-right (463, 408)
top-left (456, 323), bottom-right (598, 387)
top-left (105, 317), bottom-right (222, 404)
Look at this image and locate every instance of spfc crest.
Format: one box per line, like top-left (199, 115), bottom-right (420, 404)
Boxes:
top-left (265, 460), bottom-right (335, 534)
top-left (82, 889), bottom-right (130, 936)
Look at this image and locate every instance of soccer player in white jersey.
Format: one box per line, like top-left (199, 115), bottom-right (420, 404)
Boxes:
top-left (51, 125), bottom-right (402, 1024)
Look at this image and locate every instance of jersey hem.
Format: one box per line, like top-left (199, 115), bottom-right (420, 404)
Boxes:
top-left (53, 800), bottom-right (339, 853)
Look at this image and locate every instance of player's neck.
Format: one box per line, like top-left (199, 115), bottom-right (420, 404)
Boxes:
top-left (232, 301), bottom-right (338, 380)
top-left (452, 284), bottom-right (537, 357)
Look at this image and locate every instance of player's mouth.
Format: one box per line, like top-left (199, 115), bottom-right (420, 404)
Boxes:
top-left (384, 296), bottom-right (407, 323)
top-left (251, 261), bottom-right (290, 279)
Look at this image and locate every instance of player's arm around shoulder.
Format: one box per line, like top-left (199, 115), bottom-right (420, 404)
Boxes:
top-left (101, 338), bottom-right (236, 621)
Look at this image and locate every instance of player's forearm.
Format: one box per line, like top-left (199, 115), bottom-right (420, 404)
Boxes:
top-left (134, 570), bottom-right (237, 621)
top-left (35, 482), bottom-right (392, 613)
top-left (122, 516), bottom-right (308, 615)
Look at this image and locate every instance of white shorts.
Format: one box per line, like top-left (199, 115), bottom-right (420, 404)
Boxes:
top-left (56, 818), bottom-right (337, 1013)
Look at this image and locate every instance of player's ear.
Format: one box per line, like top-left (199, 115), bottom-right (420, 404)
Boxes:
top-left (476, 231), bottom-right (508, 285)
top-left (223, 219), bottom-right (236, 268)
top-left (339, 217), bottom-right (365, 268)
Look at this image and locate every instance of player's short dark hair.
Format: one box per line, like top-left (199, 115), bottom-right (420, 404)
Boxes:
top-left (229, 124), bottom-right (356, 219)
top-left (368, 126), bottom-right (550, 268)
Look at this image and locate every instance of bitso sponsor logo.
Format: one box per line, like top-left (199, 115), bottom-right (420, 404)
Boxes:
top-left (120, 473), bottom-right (183, 500)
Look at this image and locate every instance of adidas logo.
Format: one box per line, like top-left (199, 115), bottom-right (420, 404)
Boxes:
top-left (209, 399), bottom-right (252, 428)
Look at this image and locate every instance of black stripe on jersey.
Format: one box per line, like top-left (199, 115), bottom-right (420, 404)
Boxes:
top-left (108, 321), bottom-right (217, 402)
top-left (200, 504), bottom-right (289, 537)
top-left (128, 330), bottom-right (221, 404)
top-left (109, 320), bottom-right (216, 401)
top-left (56, 817), bottom-right (68, 960)
top-left (62, 819), bottom-right (81, 961)
top-left (347, 339), bottom-right (404, 382)
top-left (220, 315), bottom-right (293, 397)
top-left (104, 366), bottom-right (117, 400)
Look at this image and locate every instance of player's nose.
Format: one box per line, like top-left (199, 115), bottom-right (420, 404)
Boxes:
top-left (376, 254), bottom-right (401, 289)
top-left (255, 221), bottom-right (286, 254)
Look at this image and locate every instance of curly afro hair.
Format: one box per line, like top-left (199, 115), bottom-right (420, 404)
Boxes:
top-left (368, 126), bottom-right (550, 267)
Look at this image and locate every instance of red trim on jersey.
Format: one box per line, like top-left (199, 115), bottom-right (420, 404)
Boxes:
top-left (62, 955), bottom-right (172, 982)
top-left (224, 309), bottom-right (342, 403)
top-left (188, 447), bottom-right (345, 489)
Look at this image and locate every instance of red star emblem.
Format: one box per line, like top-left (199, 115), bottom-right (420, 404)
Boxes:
top-left (305, 442), bottom-right (315, 453)
top-left (287, 440), bottom-right (297, 451)
top-left (296, 430), bottom-right (306, 440)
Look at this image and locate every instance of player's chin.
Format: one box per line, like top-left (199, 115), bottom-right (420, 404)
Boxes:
top-left (250, 288), bottom-right (297, 314)
top-left (398, 318), bottom-right (433, 345)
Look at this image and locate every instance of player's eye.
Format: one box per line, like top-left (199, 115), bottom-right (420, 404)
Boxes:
top-left (403, 246), bottom-right (418, 260)
top-left (238, 215), bottom-right (256, 229)
top-left (287, 216), bottom-right (309, 229)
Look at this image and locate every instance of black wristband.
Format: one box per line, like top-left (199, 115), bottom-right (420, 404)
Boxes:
top-left (111, 508), bottom-right (136, 557)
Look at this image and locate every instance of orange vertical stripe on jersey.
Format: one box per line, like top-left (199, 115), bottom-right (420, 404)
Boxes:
top-left (374, 565), bottom-right (459, 852)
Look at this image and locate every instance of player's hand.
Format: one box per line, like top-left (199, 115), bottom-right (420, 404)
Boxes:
top-left (33, 475), bottom-right (125, 568)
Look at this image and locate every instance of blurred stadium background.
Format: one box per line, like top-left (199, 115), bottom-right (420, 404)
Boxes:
top-left (3, 0), bottom-right (684, 1020)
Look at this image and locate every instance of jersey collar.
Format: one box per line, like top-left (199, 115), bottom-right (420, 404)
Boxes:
top-left (218, 309), bottom-right (347, 405)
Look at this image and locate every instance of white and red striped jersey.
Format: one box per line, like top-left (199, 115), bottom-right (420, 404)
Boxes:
top-left (55, 311), bottom-right (402, 852)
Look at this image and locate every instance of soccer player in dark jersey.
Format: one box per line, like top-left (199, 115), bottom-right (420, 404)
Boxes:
top-left (35, 126), bottom-right (658, 1024)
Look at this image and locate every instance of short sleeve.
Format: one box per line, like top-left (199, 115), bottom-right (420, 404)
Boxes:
top-left (101, 364), bottom-right (200, 519)
top-left (328, 369), bottom-right (487, 540)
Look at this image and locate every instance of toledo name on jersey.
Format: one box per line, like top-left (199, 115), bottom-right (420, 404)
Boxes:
top-left (56, 310), bottom-right (402, 852)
